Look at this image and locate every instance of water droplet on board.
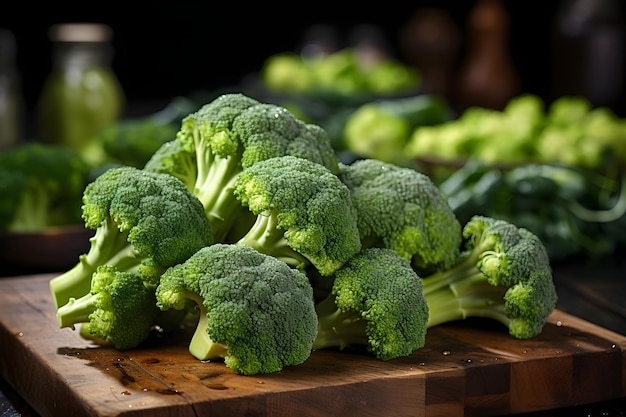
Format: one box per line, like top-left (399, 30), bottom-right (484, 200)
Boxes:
top-left (442, 350), bottom-right (451, 356)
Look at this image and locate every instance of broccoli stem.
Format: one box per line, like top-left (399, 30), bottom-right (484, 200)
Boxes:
top-left (193, 152), bottom-right (246, 241)
top-left (56, 291), bottom-right (98, 330)
top-left (236, 211), bottom-right (309, 269)
top-left (49, 217), bottom-right (140, 309)
top-left (311, 294), bottom-right (369, 351)
top-left (421, 249), bottom-right (511, 329)
top-left (182, 293), bottom-right (228, 361)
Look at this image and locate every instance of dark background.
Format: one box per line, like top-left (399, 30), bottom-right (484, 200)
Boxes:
top-left (2, 1), bottom-right (626, 138)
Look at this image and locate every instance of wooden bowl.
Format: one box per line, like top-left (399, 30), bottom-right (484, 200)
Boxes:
top-left (0, 225), bottom-right (93, 277)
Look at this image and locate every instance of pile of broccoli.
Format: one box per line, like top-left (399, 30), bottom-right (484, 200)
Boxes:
top-left (0, 143), bottom-right (91, 232)
top-left (50, 92), bottom-right (558, 376)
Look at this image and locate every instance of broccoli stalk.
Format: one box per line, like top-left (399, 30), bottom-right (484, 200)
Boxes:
top-left (146, 93), bottom-right (340, 242)
top-left (312, 247), bottom-right (429, 360)
top-left (49, 166), bottom-right (214, 309)
top-left (422, 215), bottom-right (558, 339)
top-left (235, 211), bottom-right (309, 269)
top-left (234, 155), bottom-right (362, 276)
top-left (56, 265), bottom-right (159, 350)
top-left (155, 243), bottom-right (318, 375)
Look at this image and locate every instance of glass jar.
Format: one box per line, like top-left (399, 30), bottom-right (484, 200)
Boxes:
top-left (37, 23), bottom-right (125, 151)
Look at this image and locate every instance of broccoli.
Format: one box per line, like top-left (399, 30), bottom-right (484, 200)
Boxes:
top-left (155, 243), bottom-right (318, 375)
top-left (56, 265), bottom-right (159, 350)
top-left (81, 118), bottom-right (178, 169)
top-left (338, 158), bottom-right (462, 275)
top-left (146, 93), bottom-right (340, 242)
top-left (312, 247), bottom-right (429, 360)
top-left (233, 155), bottom-right (362, 276)
top-left (81, 96), bottom-right (198, 170)
top-left (0, 143), bottom-right (91, 232)
top-left (342, 95), bottom-right (449, 164)
top-left (144, 139), bottom-right (197, 191)
top-left (49, 166), bottom-right (214, 309)
top-left (421, 215), bottom-right (557, 339)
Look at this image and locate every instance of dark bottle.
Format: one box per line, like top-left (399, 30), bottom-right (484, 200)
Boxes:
top-left (454, 0), bottom-right (521, 111)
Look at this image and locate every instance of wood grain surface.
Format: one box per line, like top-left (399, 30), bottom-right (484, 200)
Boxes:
top-left (0, 274), bottom-right (624, 417)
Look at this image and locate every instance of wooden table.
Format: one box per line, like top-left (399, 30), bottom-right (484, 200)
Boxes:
top-left (0, 261), bottom-right (625, 417)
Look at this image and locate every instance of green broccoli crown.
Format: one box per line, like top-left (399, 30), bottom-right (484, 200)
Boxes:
top-left (338, 159), bottom-right (462, 275)
top-left (155, 243), bottom-right (318, 375)
top-left (422, 215), bottom-right (557, 339)
top-left (56, 265), bottom-right (159, 350)
top-left (233, 103), bottom-right (339, 173)
top-left (234, 155), bottom-right (362, 276)
top-left (49, 166), bottom-right (213, 309)
top-left (177, 93), bottom-right (260, 158)
top-left (0, 143), bottom-right (90, 231)
top-left (81, 166), bottom-right (213, 270)
top-left (313, 247), bottom-right (429, 360)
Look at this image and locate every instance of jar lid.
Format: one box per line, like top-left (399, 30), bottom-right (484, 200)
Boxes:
top-left (48, 23), bottom-right (113, 43)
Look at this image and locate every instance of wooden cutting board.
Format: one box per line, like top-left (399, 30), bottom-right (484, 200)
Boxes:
top-left (0, 274), bottom-right (624, 417)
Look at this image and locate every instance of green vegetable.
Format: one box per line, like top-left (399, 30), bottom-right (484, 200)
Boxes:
top-left (155, 243), bottom-right (318, 375)
top-left (342, 95), bottom-right (450, 164)
top-left (422, 215), bottom-right (557, 339)
top-left (312, 247), bottom-right (429, 360)
top-left (49, 166), bottom-right (214, 309)
top-left (81, 96), bottom-right (198, 171)
top-left (338, 158), bottom-right (461, 275)
top-left (234, 155), bottom-right (362, 276)
top-left (146, 93), bottom-right (339, 242)
top-left (261, 49), bottom-right (420, 96)
top-left (406, 94), bottom-right (626, 173)
top-left (0, 143), bottom-right (91, 232)
top-left (81, 118), bottom-right (178, 169)
top-left (439, 161), bottom-right (626, 260)
top-left (56, 265), bottom-right (159, 349)
top-left (144, 139), bottom-right (197, 191)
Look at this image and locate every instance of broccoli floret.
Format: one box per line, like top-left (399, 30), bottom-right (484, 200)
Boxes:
top-left (144, 139), bottom-right (197, 191)
top-left (0, 143), bottom-right (90, 232)
top-left (312, 247), bottom-right (429, 360)
top-left (338, 158), bottom-right (462, 275)
top-left (49, 166), bottom-right (214, 309)
top-left (342, 95), bottom-right (449, 164)
top-left (234, 155), bottom-right (361, 276)
top-left (56, 265), bottom-right (159, 350)
top-left (147, 93), bottom-right (339, 241)
top-left (422, 215), bottom-right (558, 339)
top-left (155, 243), bottom-right (318, 375)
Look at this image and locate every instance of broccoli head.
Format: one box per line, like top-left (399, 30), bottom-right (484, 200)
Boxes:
top-left (0, 143), bottom-right (91, 232)
top-left (56, 265), bottom-right (159, 349)
top-left (312, 247), bottom-right (429, 360)
top-left (234, 155), bottom-right (362, 276)
top-left (155, 243), bottom-right (318, 375)
top-left (147, 93), bottom-right (339, 241)
top-left (422, 215), bottom-right (558, 339)
top-left (338, 158), bottom-right (462, 275)
top-left (49, 166), bottom-right (214, 309)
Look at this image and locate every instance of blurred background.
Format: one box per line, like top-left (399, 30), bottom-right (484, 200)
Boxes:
top-left (2, 0), bottom-right (625, 134)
